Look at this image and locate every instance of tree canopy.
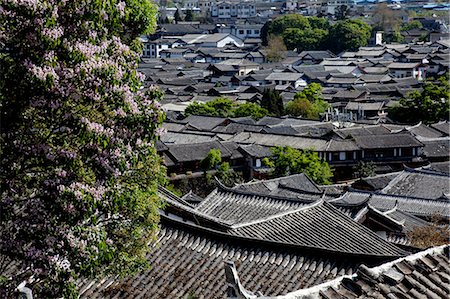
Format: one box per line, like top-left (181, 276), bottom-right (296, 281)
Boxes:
top-left (389, 75), bottom-right (449, 124)
top-left (265, 34), bottom-right (287, 62)
top-left (285, 83), bottom-right (330, 119)
top-left (265, 146), bottom-right (333, 185)
top-left (261, 88), bottom-right (285, 116)
top-left (201, 149), bottom-right (222, 171)
top-left (328, 19), bottom-right (372, 53)
top-left (185, 97), bottom-right (269, 120)
top-left (261, 15), bottom-right (371, 53)
top-left (354, 161), bottom-right (376, 179)
top-left (401, 20), bottom-right (423, 31)
top-left (233, 102), bottom-right (269, 120)
top-left (174, 9), bottom-right (183, 23)
top-left (1, 1), bottom-right (164, 297)
top-left (184, 9), bottom-right (194, 22)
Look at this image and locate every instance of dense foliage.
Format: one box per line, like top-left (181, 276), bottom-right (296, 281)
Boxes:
top-left (264, 146), bottom-right (333, 185)
top-left (174, 9), bottom-right (182, 23)
top-left (353, 161), bottom-right (376, 179)
top-left (285, 83), bottom-right (329, 119)
top-left (400, 20), bottom-right (423, 31)
top-left (261, 88), bottom-right (284, 117)
top-left (261, 15), bottom-right (371, 53)
top-left (0, 1), bottom-right (164, 298)
top-left (201, 149), bottom-right (222, 171)
top-left (407, 216), bottom-right (450, 248)
top-left (184, 9), bottom-right (194, 22)
top-left (389, 75), bottom-right (449, 124)
top-left (328, 19), bottom-right (372, 53)
top-left (265, 34), bottom-right (287, 63)
top-left (185, 97), bottom-right (269, 120)
top-left (215, 162), bottom-right (244, 187)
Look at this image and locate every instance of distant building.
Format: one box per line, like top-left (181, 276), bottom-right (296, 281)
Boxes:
top-left (387, 62), bottom-right (427, 80)
top-left (211, 1), bottom-right (257, 19)
top-left (172, 33), bottom-right (244, 48)
top-left (141, 37), bottom-right (173, 58)
top-left (218, 23), bottom-right (262, 40)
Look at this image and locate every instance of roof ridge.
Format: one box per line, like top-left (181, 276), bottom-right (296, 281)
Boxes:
top-left (236, 173), bottom-right (310, 187)
top-left (347, 189), bottom-right (450, 204)
top-left (195, 187), bottom-right (219, 210)
top-left (230, 199), bottom-right (324, 229)
top-left (160, 188), bottom-right (233, 228)
top-left (274, 245), bottom-right (448, 299)
top-left (218, 181), bottom-right (317, 203)
top-left (380, 171), bottom-right (406, 193)
top-left (404, 166), bottom-right (450, 177)
top-left (367, 204), bottom-right (405, 227)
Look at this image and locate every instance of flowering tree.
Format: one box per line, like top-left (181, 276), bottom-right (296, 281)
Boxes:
top-left (0, 1), bottom-right (165, 298)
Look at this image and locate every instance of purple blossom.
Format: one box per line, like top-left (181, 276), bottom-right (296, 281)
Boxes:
top-left (116, 1), bottom-right (126, 16)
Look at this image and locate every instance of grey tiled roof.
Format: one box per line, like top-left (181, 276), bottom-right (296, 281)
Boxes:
top-left (353, 133), bottom-right (423, 149)
top-left (422, 138), bottom-right (450, 158)
top-left (196, 187), bottom-right (315, 225)
top-left (431, 121), bottom-right (450, 136)
top-left (383, 209), bottom-right (430, 232)
top-left (335, 125), bottom-right (391, 137)
top-left (405, 123), bottom-right (445, 139)
top-left (230, 201), bottom-right (408, 257)
top-left (237, 245), bottom-right (449, 299)
top-left (166, 141), bottom-right (233, 163)
top-left (381, 168), bottom-right (450, 200)
top-left (180, 115), bottom-right (227, 131)
top-left (78, 219), bottom-right (361, 298)
top-left (230, 132), bottom-right (329, 151)
top-left (238, 144), bottom-right (272, 158)
top-left (160, 131), bottom-right (217, 145)
top-left (334, 191), bottom-right (450, 218)
top-left (345, 101), bottom-right (384, 111)
top-left (234, 173), bottom-right (322, 195)
top-left (428, 161), bottom-right (450, 174)
top-left (353, 172), bottom-right (401, 191)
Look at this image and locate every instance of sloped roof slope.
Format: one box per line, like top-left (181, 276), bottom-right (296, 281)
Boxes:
top-left (230, 201), bottom-right (408, 258)
top-left (250, 245), bottom-right (450, 299)
top-left (195, 187), bottom-right (315, 225)
top-left (381, 169), bottom-right (450, 200)
top-left (78, 219), bottom-right (361, 298)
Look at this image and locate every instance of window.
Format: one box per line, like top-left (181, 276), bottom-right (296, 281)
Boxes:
top-left (255, 30), bottom-right (260, 34)
top-left (255, 159), bottom-right (261, 168)
top-left (247, 30), bottom-right (251, 34)
top-left (332, 152), bottom-right (340, 161)
top-left (239, 30), bottom-right (244, 34)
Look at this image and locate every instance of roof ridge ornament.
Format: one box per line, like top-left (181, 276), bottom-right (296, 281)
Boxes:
top-left (230, 199), bottom-right (323, 229)
top-left (224, 261), bottom-right (259, 299)
top-left (383, 200), bottom-right (399, 214)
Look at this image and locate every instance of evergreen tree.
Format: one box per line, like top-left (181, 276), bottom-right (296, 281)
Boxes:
top-left (185, 9), bottom-right (194, 22)
top-left (174, 9), bottom-right (183, 23)
top-left (261, 88), bottom-right (284, 117)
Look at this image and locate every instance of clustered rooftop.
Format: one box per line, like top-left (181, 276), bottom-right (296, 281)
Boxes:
top-left (77, 167), bottom-right (450, 298)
